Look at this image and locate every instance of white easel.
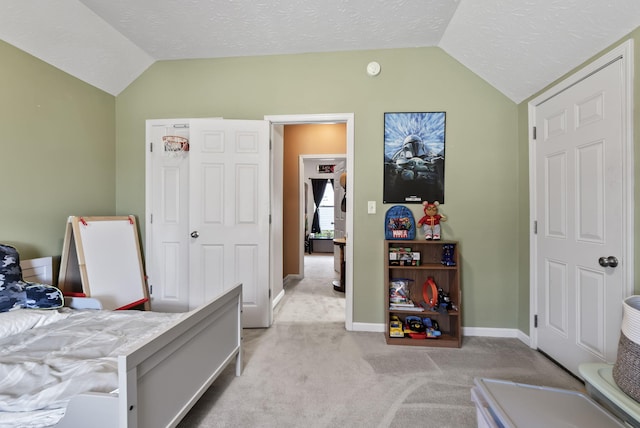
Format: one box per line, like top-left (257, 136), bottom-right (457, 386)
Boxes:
top-left (58, 216), bottom-right (150, 310)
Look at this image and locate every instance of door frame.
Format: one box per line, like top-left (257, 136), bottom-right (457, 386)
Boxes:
top-left (299, 155), bottom-right (347, 275)
top-left (527, 39), bottom-right (634, 349)
top-left (265, 113), bottom-right (355, 331)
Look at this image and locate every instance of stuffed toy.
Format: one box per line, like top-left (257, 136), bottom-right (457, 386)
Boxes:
top-left (417, 201), bottom-right (447, 240)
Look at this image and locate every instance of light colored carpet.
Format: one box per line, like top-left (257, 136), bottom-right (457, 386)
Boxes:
top-left (177, 255), bottom-right (584, 428)
top-left (274, 254), bottom-right (345, 324)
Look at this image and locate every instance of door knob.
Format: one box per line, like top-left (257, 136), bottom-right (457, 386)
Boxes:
top-left (190, 231), bottom-right (199, 238)
top-left (598, 256), bottom-right (618, 268)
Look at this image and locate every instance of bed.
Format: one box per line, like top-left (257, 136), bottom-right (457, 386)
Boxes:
top-left (1, 256), bottom-right (242, 428)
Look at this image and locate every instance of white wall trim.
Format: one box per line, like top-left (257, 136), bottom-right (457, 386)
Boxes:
top-left (516, 330), bottom-right (530, 346)
top-left (272, 289), bottom-right (285, 309)
top-left (462, 327), bottom-right (519, 337)
top-left (464, 328), bottom-right (531, 347)
top-left (352, 323), bottom-right (531, 346)
top-left (283, 274), bottom-right (301, 285)
top-left (352, 322), bottom-right (386, 333)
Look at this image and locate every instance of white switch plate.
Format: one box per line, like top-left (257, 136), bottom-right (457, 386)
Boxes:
top-left (367, 201), bottom-right (376, 214)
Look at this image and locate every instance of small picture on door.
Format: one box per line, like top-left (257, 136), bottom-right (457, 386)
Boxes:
top-left (383, 112), bottom-right (446, 204)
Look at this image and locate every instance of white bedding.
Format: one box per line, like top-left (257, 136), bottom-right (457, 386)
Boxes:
top-left (0, 308), bottom-right (185, 428)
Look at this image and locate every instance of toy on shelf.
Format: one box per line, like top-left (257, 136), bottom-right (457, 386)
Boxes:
top-left (441, 243), bottom-right (456, 266)
top-left (389, 278), bottom-right (424, 311)
top-left (423, 317), bottom-right (441, 338)
top-left (438, 288), bottom-right (453, 313)
top-left (389, 247), bottom-right (420, 266)
top-left (389, 315), bottom-right (404, 337)
top-left (421, 276), bottom-right (439, 310)
top-left (403, 315), bottom-right (427, 339)
top-left (389, 278), bottom-right (411, 304)
top-left (402, 315), bottom-right (441, 339)
top-left (419, 276), bottom-right (457, 314)
top-left (417, 201), bottom-right (447, 240)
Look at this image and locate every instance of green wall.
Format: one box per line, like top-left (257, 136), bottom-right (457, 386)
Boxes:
top-left (115, 47), bottom-right (519, 327)
top-left (0, 40), bottom-right (116, 260)
top-left (8, 30), bottom-right (636, 330)
top-left (516, 28), bottom-right (640, 333)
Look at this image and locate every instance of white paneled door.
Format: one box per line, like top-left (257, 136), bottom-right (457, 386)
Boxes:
top-left (533, 57), bottom-right (627, 376)
top-left (188, 119), bottom-right (271, 328)
top-left (146, 118), bottom-right (271, 328)
top-left (146, 120), bottom-right (191, 313)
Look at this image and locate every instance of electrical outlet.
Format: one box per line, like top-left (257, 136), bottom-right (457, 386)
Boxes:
top-left (367, 201), bottom-right (376, 214)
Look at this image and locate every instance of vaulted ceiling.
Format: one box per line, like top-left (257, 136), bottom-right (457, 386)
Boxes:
top-left (2, 1), bottom-right (639, 103)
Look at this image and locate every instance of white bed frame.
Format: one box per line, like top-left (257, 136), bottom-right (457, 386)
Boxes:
top-left (20, 257), bottom-right (243, 428)
top-left (20, 256), bottom-right (55, 284)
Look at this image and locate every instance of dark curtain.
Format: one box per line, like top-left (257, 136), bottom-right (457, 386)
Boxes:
top-left (311, 179), bottom-right (327, 233)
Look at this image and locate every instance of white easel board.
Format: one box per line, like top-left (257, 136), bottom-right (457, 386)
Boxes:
top-left (58, 216), bottom-right (150, 310)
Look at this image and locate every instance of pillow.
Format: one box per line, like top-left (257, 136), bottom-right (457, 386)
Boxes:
top-left (25, 283), bottom-right (64, 309)
top-left (0, 283), bottom-right (25, 313)
top-left (0, 244), bottom-right (23, 287)
top-left (0, 282), bottom-right (64, 313)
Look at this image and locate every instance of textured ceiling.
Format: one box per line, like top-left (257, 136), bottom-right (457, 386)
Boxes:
top-left (79, 0), bottom-right (458, 60)
top-left (441, 0), bottom-right (640, 102)
top-left (1, 0), bottom-right (640, 102)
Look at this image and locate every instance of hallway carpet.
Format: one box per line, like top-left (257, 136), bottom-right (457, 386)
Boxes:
top-left (178, 255), bottom-right (584, 428)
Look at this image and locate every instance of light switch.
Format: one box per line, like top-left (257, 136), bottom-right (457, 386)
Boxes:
top-left (367, 201), bottom-right (376, 214)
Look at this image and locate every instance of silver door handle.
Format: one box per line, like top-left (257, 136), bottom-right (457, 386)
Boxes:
top-left (598, 256), bottom-right (618, 268)
top-left (190, 231), bottom-right (199, 238)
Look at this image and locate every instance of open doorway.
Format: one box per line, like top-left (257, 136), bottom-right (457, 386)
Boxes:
top-left (301, 155), bottom-right (347, 276)
top-left (291, 155), bottom-right (347, 324)
top-left (300, 156), bottom-right (346, 317)
top-left (266, 113), bottom-right (354, 330)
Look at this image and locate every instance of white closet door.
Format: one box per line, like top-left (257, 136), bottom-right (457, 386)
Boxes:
top-left (534, 58), bottom-right (626, 376)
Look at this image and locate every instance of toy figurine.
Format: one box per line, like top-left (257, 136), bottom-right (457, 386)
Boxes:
top-left (437, 288), bottom-right (453, 312)
top-left (441, 244), bottom-right (456, 266)
top-left (417, 201), bottom-right (447, 240)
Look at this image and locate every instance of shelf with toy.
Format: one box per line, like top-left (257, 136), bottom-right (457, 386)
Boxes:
top-left (389, 264), bottom-right (457, 270)
top-left (384, 239), bottom-right (462, 348)
top-left (388, 307), bottom-right (460, 317)
top-left (386, 310), bottom-right (461, 347)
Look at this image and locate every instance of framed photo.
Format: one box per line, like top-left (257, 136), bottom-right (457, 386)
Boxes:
top-left (317, 164), bottom-right (335, 173)
top-left (383, 112), bottom-right (446, 204)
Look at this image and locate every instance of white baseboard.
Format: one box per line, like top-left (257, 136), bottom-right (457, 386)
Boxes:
top-left (272, 289), bottom-right (285, 309)
top-left (517, 330), bottom-right (531, 347)
top-left (352, 322), bottom-right (386, 333)
top-left (462, 326), bottom-right (519, 338)
top-left (351, 323), bottom-right (531, 347)
top-left (276, 275), bottom-right (300, 310)
top-left (463, 327), bottom-right (531, 346)
top-left (283, 274), bottom-right (301, 286)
